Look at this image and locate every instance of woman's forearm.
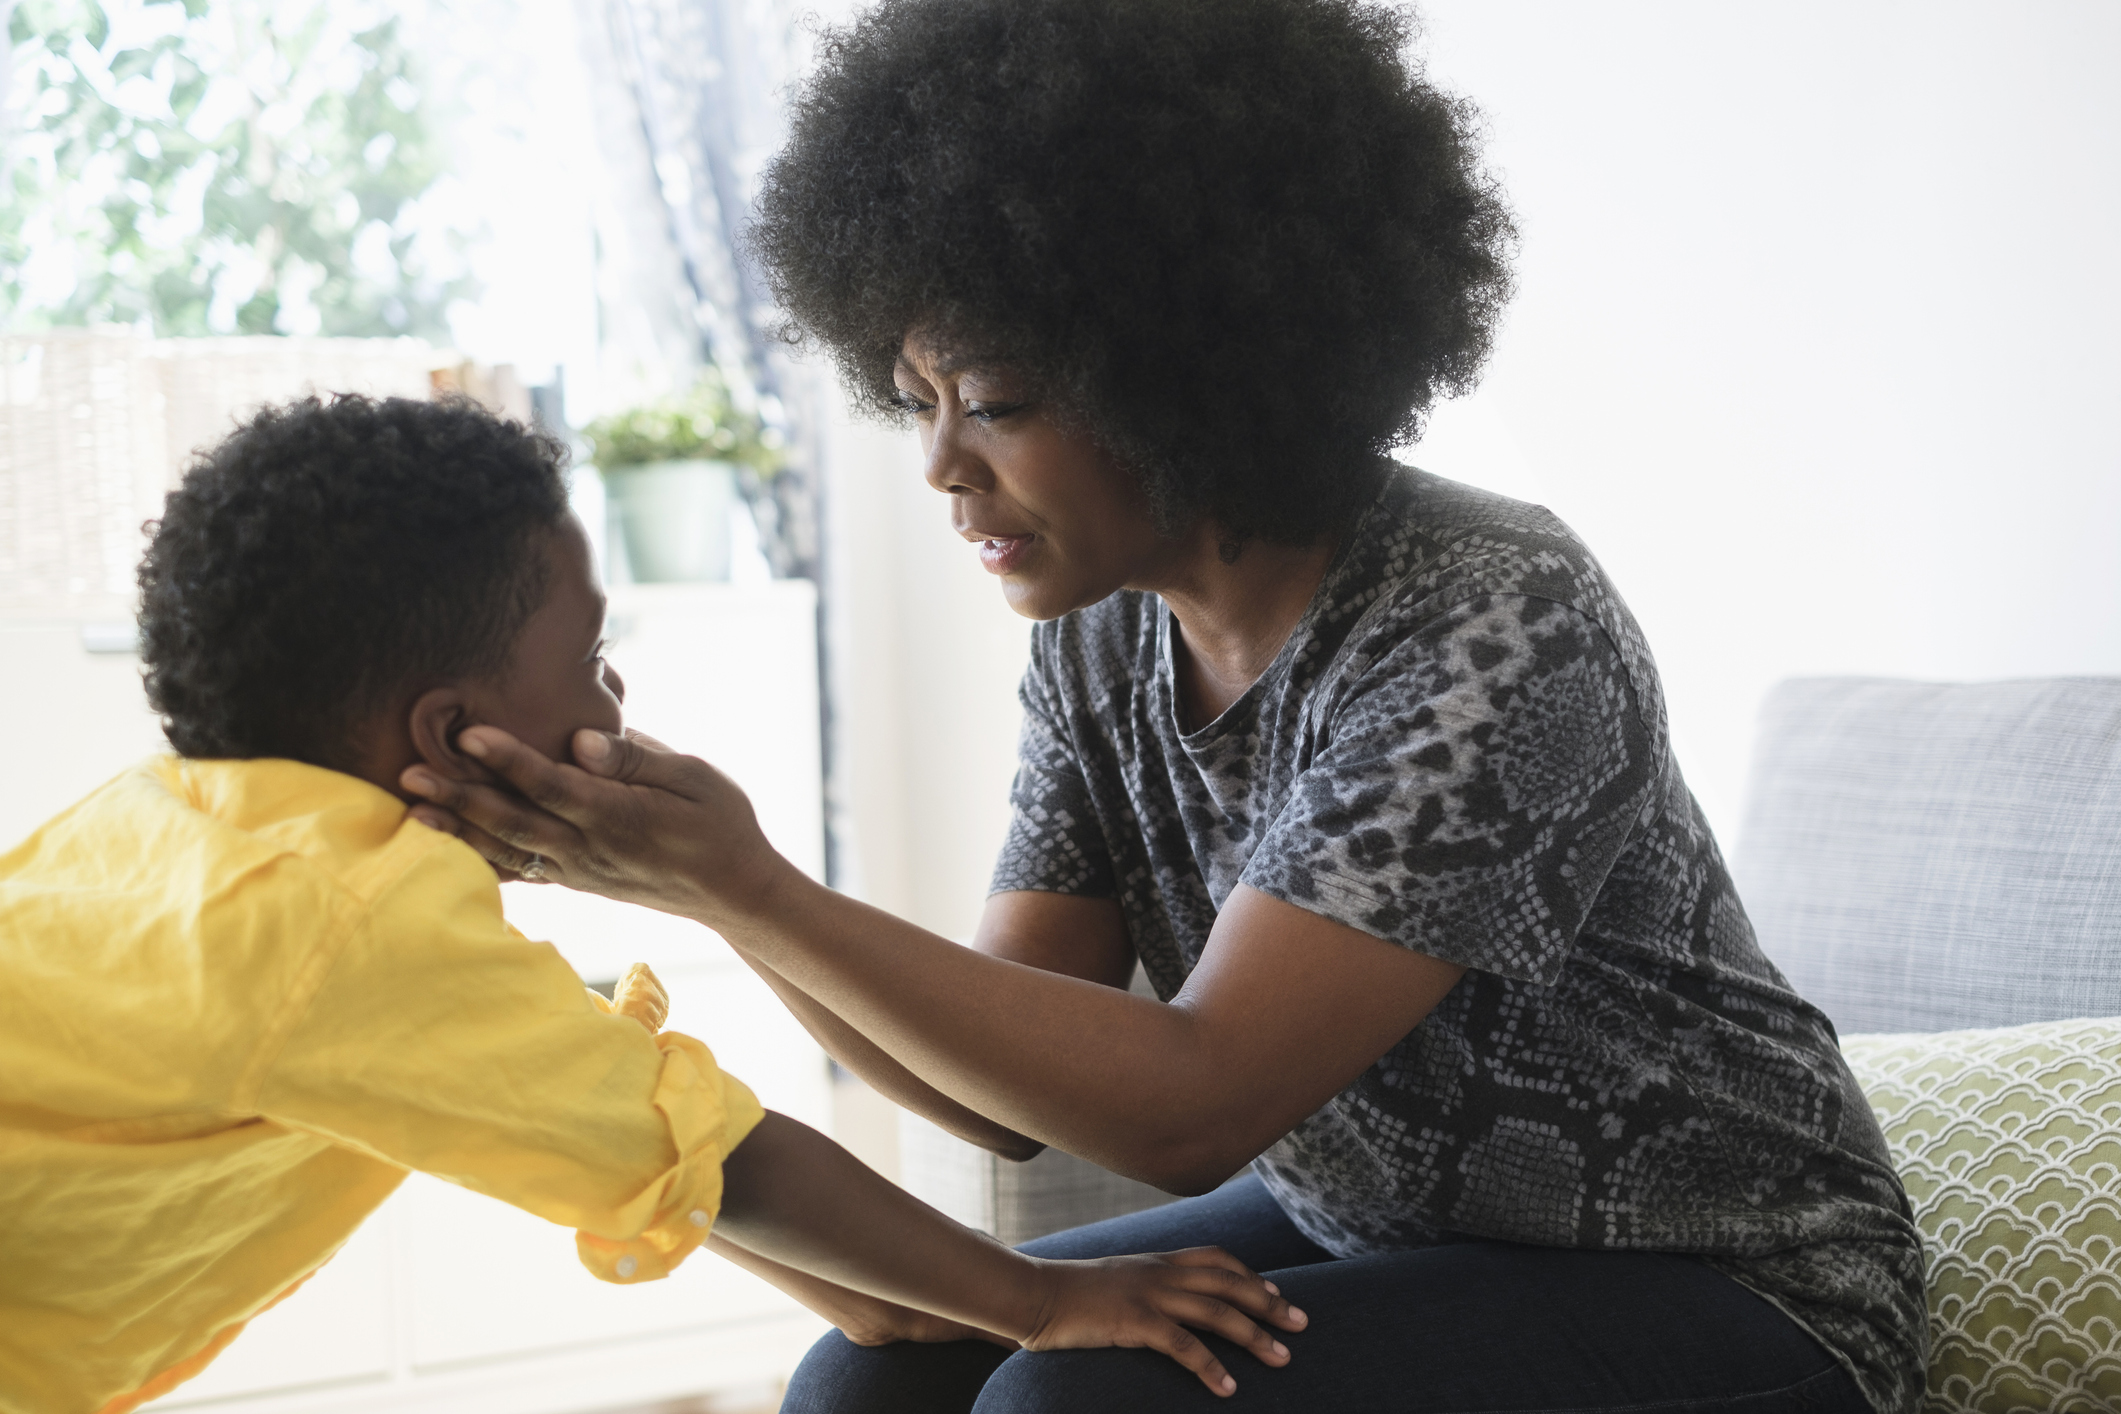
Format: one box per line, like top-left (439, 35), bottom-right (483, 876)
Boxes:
top-left (705, 1230), bottom-right (1015, 1348)
top-left (715, 1112), bottom-right (1304, 1396)
top-left (703, 863), bottom-right (1461, 1195)
top-left (710, 868), bottom-right (1239, 1190)
top-left (723, 941), bottom-right (1047, 1160)
top-left (398, 729), bottom-right (1459, 1193)
top-left (713, 1111), bottom-right (1045, 1334)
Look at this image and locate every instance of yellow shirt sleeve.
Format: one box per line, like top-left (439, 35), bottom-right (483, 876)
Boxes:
top-left (249, 836), bottom-right (763, 1284)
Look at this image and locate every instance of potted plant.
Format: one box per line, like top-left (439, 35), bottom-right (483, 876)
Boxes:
top-left (581, 370), bottom-right (783, 582)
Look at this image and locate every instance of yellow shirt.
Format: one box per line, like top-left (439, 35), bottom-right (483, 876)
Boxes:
top-left (0, 757), bottom-right (764, 1414)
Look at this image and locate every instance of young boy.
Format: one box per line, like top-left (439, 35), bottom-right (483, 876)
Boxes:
top-left (0, 396), bottom-right (1300, 1413)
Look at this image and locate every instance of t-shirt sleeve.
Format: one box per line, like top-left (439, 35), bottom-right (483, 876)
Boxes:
top-left (253, 842), bottom-right (764, 1285)
top-left (1242, 594), bottom-right (1656, 987)
top-left (990, 628), bottom-right (1118, 898)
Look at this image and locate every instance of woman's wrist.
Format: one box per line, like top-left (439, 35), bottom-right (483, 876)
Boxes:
top-left (972, 1248), bottom-right (1056, 1345)
top-left (695, 839), bottom-right (812, 938)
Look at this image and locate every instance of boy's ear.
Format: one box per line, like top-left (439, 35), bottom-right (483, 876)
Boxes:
top-left (406, 686), bottom-right (480, 776)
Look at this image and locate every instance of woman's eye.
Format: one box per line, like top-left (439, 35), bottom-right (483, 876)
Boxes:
top-left (966, 401), bottom-right (1025, 423)
top-left (888, 390), bottom-right (933, 416)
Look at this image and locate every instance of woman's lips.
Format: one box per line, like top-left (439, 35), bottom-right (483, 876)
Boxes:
top-left (976, 534), bottom-right (1034, 575)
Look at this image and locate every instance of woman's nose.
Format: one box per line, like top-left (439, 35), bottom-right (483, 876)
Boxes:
top-left (922, 414), bottom-right (992, 496)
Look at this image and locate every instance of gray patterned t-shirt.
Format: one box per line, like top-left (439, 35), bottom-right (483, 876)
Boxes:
top-left (992, 466), bottom-right (1927, 1414)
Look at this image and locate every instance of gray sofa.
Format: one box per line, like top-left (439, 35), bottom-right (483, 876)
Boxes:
top-left (1733, 676), bottom-right (2121, 1034)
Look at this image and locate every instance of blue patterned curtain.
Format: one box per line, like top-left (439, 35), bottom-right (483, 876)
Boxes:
top-left (587, 0), bottom-right (825, 581)
top-left (579, 0), bottom-right (851, 878)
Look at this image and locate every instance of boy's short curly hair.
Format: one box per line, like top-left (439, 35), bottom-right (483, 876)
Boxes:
top-left (751, 0), bottom-right (1516, 543)
top-left (138, 395), bottom-right (571, 770)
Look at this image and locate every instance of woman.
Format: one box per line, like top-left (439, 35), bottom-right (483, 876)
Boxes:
top-left (403, 1), bottom-right (1926, 1410)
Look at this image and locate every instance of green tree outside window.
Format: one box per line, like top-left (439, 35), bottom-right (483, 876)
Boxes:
top-left (2, 0), bottom-right (477, 337)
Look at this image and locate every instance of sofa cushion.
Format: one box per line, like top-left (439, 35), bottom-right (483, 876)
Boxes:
top-left (1843, 1018), bottom-right (2121, 1413)
top-left (1733, 677), bottom-right (2121, 1036)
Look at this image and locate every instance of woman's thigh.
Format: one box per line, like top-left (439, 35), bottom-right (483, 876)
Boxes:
top-left (780, 1175), bottom-right (1322, 1414)
top-left (974, 1240), bottom-right (1867, 1414)
top-left (779, 1174), bottom-right (1867, 1414)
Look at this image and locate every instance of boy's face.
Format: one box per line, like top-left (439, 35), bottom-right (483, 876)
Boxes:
top-left (471, 513), bottom-right (624, 763)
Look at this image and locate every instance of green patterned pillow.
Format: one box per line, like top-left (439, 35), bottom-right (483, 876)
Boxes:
top-left (1843, 1018), bottom-right (2121, 1413)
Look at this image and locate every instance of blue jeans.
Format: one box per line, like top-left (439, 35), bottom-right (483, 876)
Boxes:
top-left (781, 1173), bottom-right (1869, 1414)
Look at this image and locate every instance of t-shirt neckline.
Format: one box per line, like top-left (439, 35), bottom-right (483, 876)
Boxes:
top-left (1153, 484), bottom-right (1388, 750)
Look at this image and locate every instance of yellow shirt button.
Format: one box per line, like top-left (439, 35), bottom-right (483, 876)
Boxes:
top-left (689, 1209), bottom-right (710, 1228)
top-left (616, 1255), bottom-right (638, 1278)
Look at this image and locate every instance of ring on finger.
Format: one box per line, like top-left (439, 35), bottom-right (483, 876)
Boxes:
top-left (519, 856), bottom-right (548, 882)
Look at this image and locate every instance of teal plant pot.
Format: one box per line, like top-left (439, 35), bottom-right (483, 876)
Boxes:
top-left (601, 459), bottom-right (738, 582)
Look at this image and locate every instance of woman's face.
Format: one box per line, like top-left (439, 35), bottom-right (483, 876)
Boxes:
top-left (893, 342), bottom-right (1175, 621)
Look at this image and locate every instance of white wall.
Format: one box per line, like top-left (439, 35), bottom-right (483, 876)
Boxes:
top-left (1410, 1), bottom-right (2121, 843)
top-left (825, 2), bottom-right (2121, 915)
top-left (820, 392), bottom-right (1031, 942)
top-left (0, 625), bottom-right (168, 849)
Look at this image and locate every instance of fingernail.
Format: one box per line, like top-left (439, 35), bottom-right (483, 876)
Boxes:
top-left (403, 769), bottom-right (438, 796)
top-left (578, 730), bottom-right (610, 762)
top-left (1290, 1307), bottom-right (1308, 1326)
top-left (408, 807), bottom-right (446, 830)
top-left (461, 734), bottom-right (490, 760)
top-left (1220, 1376), bottom-right (1235, 1394)
top-left (1264, 1281), bottom-right (1279, 1295)
top-left (1272, 1341), bottom-right (1288, 1358)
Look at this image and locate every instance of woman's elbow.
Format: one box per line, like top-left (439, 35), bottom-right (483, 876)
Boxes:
top-left (1155, 1160), bottom-right (1251, 1198)
top-left (1128, 1136), bottom-right (1256, 1197)
top-left (931, 1113), bottom-right (1045, 1162)
top-left (992, 1133), bottom-right (1048, 1163)
top-left (986, 1127), bottom-right (1241, 1193)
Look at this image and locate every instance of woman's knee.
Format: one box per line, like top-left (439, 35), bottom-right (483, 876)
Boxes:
top-left (781, 1329), bottom-right (1010, 1414)
top-left (971, 1347), bottom-right (1202, 1414)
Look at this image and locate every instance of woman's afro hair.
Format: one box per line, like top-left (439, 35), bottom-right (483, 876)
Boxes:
top-left (751, 0), bottom-right (1516, 543)
top-left (138, 395), bottom-right (570, 770)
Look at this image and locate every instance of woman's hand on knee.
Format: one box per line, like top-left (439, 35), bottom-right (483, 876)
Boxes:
top-left (1017, 1247), bottom-right (1307, 1397)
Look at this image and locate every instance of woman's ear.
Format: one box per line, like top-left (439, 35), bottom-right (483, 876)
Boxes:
top-left (406, 686), bottom-right (480, 777)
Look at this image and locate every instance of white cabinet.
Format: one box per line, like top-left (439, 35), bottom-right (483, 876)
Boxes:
top-left (129, 581), bottom-right (835, 1413)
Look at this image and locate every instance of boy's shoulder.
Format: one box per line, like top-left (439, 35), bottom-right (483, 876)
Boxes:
top-left (150, 755), bottom-right (462, 900)
top-left (4, 755), bottom-right (500, 967)
top-left (111, 755), bottom-right (475, 894)
top-left (0, 757), bottom-right (508, 1114)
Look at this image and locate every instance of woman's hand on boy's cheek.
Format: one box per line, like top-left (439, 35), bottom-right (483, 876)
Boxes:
top-left (405, 794), bottom-right (547, 884)
top-left (404, 754), bottom-right (546, 881)
top-left (400, 730), bottom-right (611, 888)
top-left (398, 724), bottom-right (788, 927)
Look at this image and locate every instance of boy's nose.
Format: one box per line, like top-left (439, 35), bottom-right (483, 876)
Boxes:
top-left (602, 661), bottom-right (626, 704)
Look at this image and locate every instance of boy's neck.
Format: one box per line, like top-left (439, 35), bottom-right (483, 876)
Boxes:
top-left (342, 714), bottom-right (425, 807)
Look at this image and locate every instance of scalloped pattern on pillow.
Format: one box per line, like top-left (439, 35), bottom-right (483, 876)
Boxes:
top-left (1843, 1018), bottom-right (2121, 1413)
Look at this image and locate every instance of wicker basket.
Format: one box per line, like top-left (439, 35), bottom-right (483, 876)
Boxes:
top-left (0, 331), bottom-right (448, 621)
